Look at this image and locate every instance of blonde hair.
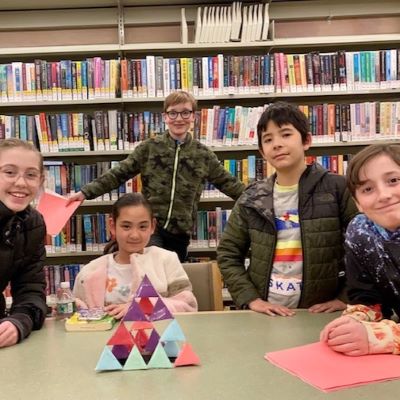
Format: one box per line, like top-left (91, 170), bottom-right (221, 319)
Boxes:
top-left (0, 138), bottom-right (43, 173)
top-left (163, 91), bottom-right (197, 112)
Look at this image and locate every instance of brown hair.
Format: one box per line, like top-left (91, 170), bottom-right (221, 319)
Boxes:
top-left (163, 90), bottom-right (197, 112)
top-left (103, 193), bottom-right (154, 254)
top-left (347, 143), bottom-right (400, 199)
top-left (0, 138), bottom-right (43, 173)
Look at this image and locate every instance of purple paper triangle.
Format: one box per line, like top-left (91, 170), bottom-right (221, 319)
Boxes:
top-left (149, 298), bottom-right (173, 321)
top-left (124, 300), bottom-right (148, 321)
top-left (112, 344), bottom-right (131, 361)
top-left (134, 275), bottom-right (159, 298)
top-left (144, 329), bottom-right (161, 353)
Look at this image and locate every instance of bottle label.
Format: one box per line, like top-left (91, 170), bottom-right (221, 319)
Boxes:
top-left (57, 301), bottom-right (74, 315)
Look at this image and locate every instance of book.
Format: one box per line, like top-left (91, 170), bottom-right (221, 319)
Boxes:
top-left (65, 312), bottom-right (116, 332)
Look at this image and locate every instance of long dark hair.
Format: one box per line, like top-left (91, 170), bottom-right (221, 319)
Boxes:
top-left (103, 193), bottom-right (153, 254)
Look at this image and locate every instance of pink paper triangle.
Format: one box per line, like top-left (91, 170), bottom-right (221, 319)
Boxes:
top-left (174, 343), bottom-right (201, 366)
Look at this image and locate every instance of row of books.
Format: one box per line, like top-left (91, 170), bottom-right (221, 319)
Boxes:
top-left (43, 157), bottom-right (268, 200)
top-left (0, 58), bottom-right (119, 102)
top-left (44, 264), bottom-right (82, 297)
top-left (190, 208), bottom-right (231, 248)
top-left (1, 101), bottom-right (399, 152)
top-left (0, 110), bottom-right (166, 152)
top-left (45, 213), bottom-right (111, 253)
top-left (44, 209), bottom-right (231, 253)
top-left (195, 101), bottom-right (400, 146)
top-left (44, 160), bottom-right (142, 196)
top-left (120, 50), bottom-right (400, 98)
top-left (43, 154), bottom-right (352, 212)
top-left (1, 49), bottom-right (399, 102)
top-left (192, 2), bottom-right (269, 44)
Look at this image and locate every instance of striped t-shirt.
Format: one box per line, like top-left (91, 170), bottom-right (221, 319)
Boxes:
top-left (268, 182), bottom-right (303, 308)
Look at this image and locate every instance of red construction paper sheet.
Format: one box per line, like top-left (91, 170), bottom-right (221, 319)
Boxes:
top-left (265, 341), bottom-right (400, 392)
top-left (36, 191), bottom-right (81, 235)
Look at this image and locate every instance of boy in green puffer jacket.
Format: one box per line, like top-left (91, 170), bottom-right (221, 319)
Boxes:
top-left (217, 101), bottom-right (358, 316)
top-left (68, 91), bottom-right (244, 262)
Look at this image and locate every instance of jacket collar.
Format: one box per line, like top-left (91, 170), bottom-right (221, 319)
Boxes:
top-left (239, 163), bottom-right (329, 220)
top-left (163, 131), bottom-right (193, 148)
top-left (0, 201), bottom-right (30, 225)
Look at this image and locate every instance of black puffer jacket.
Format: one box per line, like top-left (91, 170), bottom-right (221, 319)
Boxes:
top-left (0, 202), bottom-right (47, 341)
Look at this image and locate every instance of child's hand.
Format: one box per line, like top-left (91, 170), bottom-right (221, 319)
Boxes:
top-left (308, 299), bottom-right (347, 313)
top-left (320, 316), bottom-right (369, 356)
top-left (0, 321), bottom-right (19, 348)
top-left (66, 191), bottom-right (86, 206)
top-left (104, 303), bottom-right (130, 320)
top-left (249, 298), bottom-right (295, 317)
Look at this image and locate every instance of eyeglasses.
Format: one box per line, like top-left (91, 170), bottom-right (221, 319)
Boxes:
top-left (165, 110), bottom-right (193, 120)
top-left (0, 166), bottom-right (42, 184)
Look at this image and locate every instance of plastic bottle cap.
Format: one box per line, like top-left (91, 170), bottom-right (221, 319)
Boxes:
top-left (60, 281), bottom-right (71, 289)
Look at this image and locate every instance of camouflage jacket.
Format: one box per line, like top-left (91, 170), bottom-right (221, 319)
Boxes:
top-left (81, 131), bottom-right (245, 235)
top-left (217, 163), bottom-right (358, 309)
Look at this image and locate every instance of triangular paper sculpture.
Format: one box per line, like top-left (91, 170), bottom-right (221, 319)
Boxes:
top-left (95, 274), bottom-right (200, 371)
top-left (107, 323), bottom-right (135, 346)
top-left (95, 347), bottom-right (123, 371)
top-left (124, 300), bottom-right (147, 321)
top-left (134, 275), bottom-right (159, 297)
top-left (160, 320), bottom-right (186, 342)
top-left (174, 343), bottom-right (201, 367)
top-left (147, 343), bottom-right (173, 369)
top-left (149, 298), bottom-right (174, 321)
top-left (123, 345), bottom-right (148, 370)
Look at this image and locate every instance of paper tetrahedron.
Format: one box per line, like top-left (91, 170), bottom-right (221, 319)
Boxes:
top-left (95, 274), bottom-right (200, 372)
top-left (160, 319), bottom-right (186, 341)
top-left (95, 347), bottom-right (123, 371)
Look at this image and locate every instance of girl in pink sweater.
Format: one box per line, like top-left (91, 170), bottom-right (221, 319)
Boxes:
top-left (73, 193), bottom-right (197, 319)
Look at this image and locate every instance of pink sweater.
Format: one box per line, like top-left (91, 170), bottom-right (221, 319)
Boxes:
top-left (73, 246), bottom-right (198, 313)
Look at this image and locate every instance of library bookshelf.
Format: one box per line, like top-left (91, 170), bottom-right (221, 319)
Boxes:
top-left (0, 0), bottom-right (399, 302)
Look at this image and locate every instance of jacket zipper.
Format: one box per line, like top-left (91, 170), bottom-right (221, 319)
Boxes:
top-left (297, 188), bottom-right (306, 307)
top-left (263, 218), bottom-right (277, 301)
top-left (163, 142), bottom-right (181, 230)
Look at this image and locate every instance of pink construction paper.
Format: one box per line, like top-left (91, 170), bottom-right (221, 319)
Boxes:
top-left (265, 341), bottom-right (400, 392)
top-left (36, 192), bottom-right (80, 235)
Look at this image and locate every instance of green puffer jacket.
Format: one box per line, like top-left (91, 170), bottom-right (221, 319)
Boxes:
top-left (217, 163), bottom-right (358, 309)
top-left (81, 131), bottom-right (245, 235)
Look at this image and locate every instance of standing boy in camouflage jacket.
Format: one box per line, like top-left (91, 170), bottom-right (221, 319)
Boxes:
top-left (217, 102), bottom-right (358, 316)
top-left (68, 91), bottom-right (245, 262)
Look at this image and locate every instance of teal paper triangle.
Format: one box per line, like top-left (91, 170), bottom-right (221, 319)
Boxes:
top-left (95, 346), bottom-right (123, 372)
top-left (163, 341), bottom-right (180, 357)
top-left (147, 343), bottom-right (173, 369)
top-left (123, 345), bottom-right (148, 370)
top-left (160, 320), bottom-right (186, 342)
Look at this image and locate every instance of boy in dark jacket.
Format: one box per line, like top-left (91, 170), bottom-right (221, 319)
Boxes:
top-left (217, 102), bottom-right (357, 316)
top-left (68, 91), bottom-right (244, 262)
top-left (0, 139), bottom-right (47, 347)
top-left (321, 144), bottom-right (400, 355)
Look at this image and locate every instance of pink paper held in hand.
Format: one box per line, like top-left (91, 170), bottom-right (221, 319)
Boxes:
top-left (36, 191), bottom-right (81, 235)
top-left (265, 341), bottom-right (400, 392)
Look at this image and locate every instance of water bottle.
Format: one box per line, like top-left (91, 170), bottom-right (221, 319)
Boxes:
top-left (56, 281), bottom-right (75, 319)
